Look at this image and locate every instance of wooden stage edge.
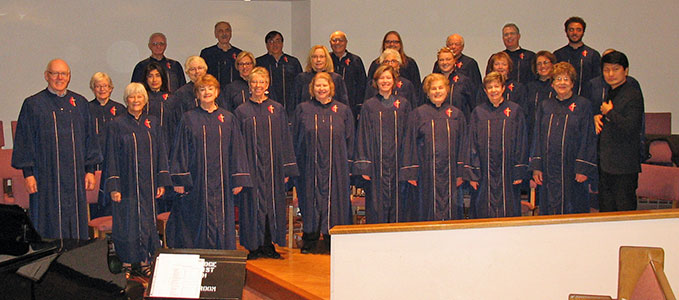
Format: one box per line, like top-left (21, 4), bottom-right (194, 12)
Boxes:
top-left (245, 247), bottom-right (329, 300)
top-left (330, 208), bottom-right (679, 235)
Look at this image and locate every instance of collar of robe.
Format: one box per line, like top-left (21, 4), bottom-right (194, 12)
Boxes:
top-left (314, 98), bottom-right (334, 106)
top-left (47, 87), bottom-right (67, 97)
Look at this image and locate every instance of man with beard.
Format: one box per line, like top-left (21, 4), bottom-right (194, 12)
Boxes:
top-left (554, 16), bottom-right (601, 96)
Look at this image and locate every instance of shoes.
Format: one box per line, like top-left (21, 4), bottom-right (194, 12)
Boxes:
top-left (247, 248), bottom-right (263, 260)
top-left (261, 244), bottom-right (282, 259)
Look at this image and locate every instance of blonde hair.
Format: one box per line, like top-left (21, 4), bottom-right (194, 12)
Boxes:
top-left (305, 45), bottom-right (334, 72)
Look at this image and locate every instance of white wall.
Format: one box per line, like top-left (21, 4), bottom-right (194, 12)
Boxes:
top-left (309, 0), bottom-right (679, 130)
top-left (331, 215), bottom-right (679, 299)
top-left (0, 0), bottom-right (292, 147)
top-left (2, 0), bottom-right (678, 147)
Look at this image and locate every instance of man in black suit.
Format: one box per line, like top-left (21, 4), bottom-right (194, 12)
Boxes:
top-left (595, 51), bottom-right (644, 212)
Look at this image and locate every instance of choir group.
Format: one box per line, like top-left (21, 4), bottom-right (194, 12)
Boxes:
top-left (11, 16), bottom-right (645, 272)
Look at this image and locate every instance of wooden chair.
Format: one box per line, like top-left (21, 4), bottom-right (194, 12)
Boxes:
top-left (156, 211), bottom-right (170, 248)
top-left (521, 181), bottom-right (538, 216)
top-left (637, 163), bottom-right (679, 209)
top-left (0, 149), bottom-right (28, 208)
top-left (86, 170), bottom-right (112, 239)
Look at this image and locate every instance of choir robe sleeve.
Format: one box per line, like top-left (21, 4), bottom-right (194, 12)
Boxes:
top-left (154, 122), bottom-right (173, 188)
top-left (333, 74), bottom-right (350, 105)
top-left (102, 122), bottom-right (122, 201)
top-left (353, 106), bottom-right (373, 177)
top-left (170, 116), bottom-right (194, 189)
top-left (280, 110), bottom-right (300, 178)
top-left (80, 96), bottom-right (103, 174)
top-left (574, 102), bottom-right (597, 178)
top-left (464, 109), bottom-right (481, 182)
top-left (529, 102), bottom-right (545, 172)
top-left (400, 109), bottom-right (421, 181)
top-left (454, 111), bottom-right (468, 177)
top-left (292, 104), bottom-right (307, 179)
top-left (291, 74), bottom-right (306, 117)
top-left (12, 100), bottom-right (38, 177)
top-left (512, 106), bottom-right (529, 181)
top-left (228, 116), bottom-right (252, 188)
top-left (343, 104), bottom-right (355, 166)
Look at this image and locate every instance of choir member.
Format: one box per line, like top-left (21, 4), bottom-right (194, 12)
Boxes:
top-left (141, 63), bottom-right (171, 134)
top-left (293, 72), bottom-right (354, 254)
top-left (478, 52), bottom-right (527, 110)
top-left (88, 72), bottom-right (125, 171)
top-left (401, 73), bottom-right (467, 221)
top-left (291, 45), bottom-right (349, 117)
top-left (554, 16), bottom-right (601, 96)
top-left (257, 31), bottom-right (303, 114)
top-left (364, 49), bottom-right (418, 110)
top-left (235, 67), bottom-right (299, 259)
top-left (367, 31), bottom-right (421, 93)
top-left (88, 72), bottom-right (125, 218)
top-left (595, 51), bottom-right (644, 212)
top-left (223, 51), bottom-right (255, 112)
top-left (485, 24), bottom-right (536, 84)
top-left (200, 21), bottom-right (242, 88)
top-left (354, 65), bottom-right (411, 223)
top-left (141, 62), bottom-right (173, 213)
top-left (530, 62), bottom-right (597, 215)
top-left (433, 47), bottom-right (476, 119)
top-left (131, 33), bottom-right (186, 92)
top-left (103, 82), bottom-right (171, 276)
top-left (166, 74), bottom-right (251, 250)
top-left (12, 59), bottom-right (102, 240)
top-left (329, 31), bottom-right (367, 119)
top-left (466, 72), bottom-right (528, 218)
top-left (525, 51), bottom-right (556, 143)
top-left (167, 56), bottom-right (227, 148)
top-left (432, 34), bottom-right (482, 92)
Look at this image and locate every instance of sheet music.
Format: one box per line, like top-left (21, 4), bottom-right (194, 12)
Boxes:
top-left (149, 253), bottom-right (204, 298)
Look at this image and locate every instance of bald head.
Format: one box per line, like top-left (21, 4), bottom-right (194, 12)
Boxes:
top-left (329, 31), bottom-right (348, 56)
top-left (446, 34), bottom-right (465, 58)
top-left (44, 59), bottom-right (71, 94)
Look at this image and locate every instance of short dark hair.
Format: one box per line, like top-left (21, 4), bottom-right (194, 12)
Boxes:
top-left (564, 16), bottom-right (586, 32)
top-left (601, 50), bottom-right (629, 70)
top-left (265, 31), bottom-right (283, 43)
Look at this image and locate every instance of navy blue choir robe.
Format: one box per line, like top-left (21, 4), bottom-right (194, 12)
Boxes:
top-left (465, 100), bottom-right (528, 218)
top-left (525, 79), bottom-right (554, 144)
top-left (167, 106), bottom-right (252, 250)
top-left (529, 95), bottom-right (597, 215)
top-left (433, 54), bottom-right (483, 92)
top-left (234, 99), bottom-right (299, 250)
top-left (293, 99), bottom-right (354, 234)
top-left (430, 70), bottom-right (477, 119)
top-left (12, 89), bottom-right (102, 240)
top-left (221, 77), bottom-right (249, 112)
top-left (400, 102), bottom-right (467, 221)
top-left (88, 98), bottom-right (125, 170)
top-left (145, 91), bottom-right (173, 146)
top-left (554, 44), bottom-right (601, 96)
top-left (256, 53), bottom-right (303, 113)
top-left (291, 71), bottom-right (349, 118)
top-left (131, 56), bottom-right (186, 92)
top-left (483, 49), bottom-right (536, 84)
top-left (103, 113), bottom-right (171, 264)
top-left (200, 44), bottom-right (243, 88)
top-left (368, 56), bottom-right (421, 93)
top-left (331, 51), bottom-right (367, 118)
top-left (354, 95), bottom-right (411, 223)
top-left (364, 77), bottom-right (418, 110)
top-left (167, 82), bottom-right (227, 150)
top-left (476, 79), bottom-right (527, 112)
